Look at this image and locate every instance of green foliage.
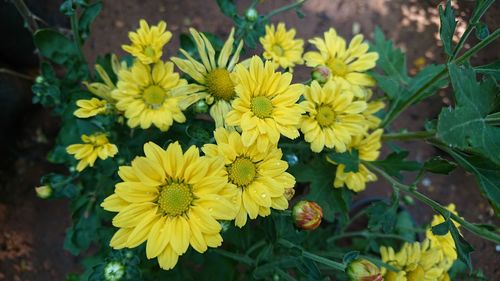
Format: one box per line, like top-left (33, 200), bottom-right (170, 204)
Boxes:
top-left (423, 156), bottom-right (457, 174)
top-left (366, 193), bottom-right (399, 233)
top-left (475, 60), bottom-right (500, 81)
top-left (79, 1), bottom-right (103, 41)
top-left (437, 64), bottom-right (500, 165)
top-left (372, 151), bottom-right (422, 180)
top-left (438, 0), bottom-right (457, 56)
top-left (326, 149), bottom-right (360, 173)
top-left (34, 29), bottom-right (80, 65)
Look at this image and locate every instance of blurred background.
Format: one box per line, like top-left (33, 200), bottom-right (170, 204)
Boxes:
top-left (0, 0), bottom-right (498, 280)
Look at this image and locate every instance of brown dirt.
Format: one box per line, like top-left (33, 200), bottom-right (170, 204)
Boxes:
top-left (1, 0), bottom-right (499, 280)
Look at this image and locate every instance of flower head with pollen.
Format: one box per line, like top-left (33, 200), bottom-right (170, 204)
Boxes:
top-left (202, 128), bottom-right (295, 227)
top-left (171, 28), bottom-right (243, 128)
top-left (101, 142), bottom-right (237, 270)
top-left (112, 60), bottom-right (200, 131)
top-left (66, 133), bottom-right (118, 172)
top-left (300, 80), bottom-right (368, 153)
top-left (259, 23), bottom-right (304, 71)
top-left (122, 20), bottom-right (172, 65)
top-left (225, 56), bottom-right (304, 151)
top-left (330, 129), bottom-right (383, 192)
top-left (304, 28), bottom-right (379, 97)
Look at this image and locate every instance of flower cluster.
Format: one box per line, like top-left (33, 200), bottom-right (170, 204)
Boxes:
top-left (379, 204), bottom-right (461, 281)
top-left (63, 19), bottom-right (386, 270)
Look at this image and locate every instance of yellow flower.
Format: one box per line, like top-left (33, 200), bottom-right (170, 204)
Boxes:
top-left (300, 80), bottom-right (368, 153)
top-left (171, 28), bottom-right (243, 128)
top-left (83, 54), bottom-right (126, 102)
top-left (101, 142), bottom-right (237, 270)
top-left (122, 20), bottom-right (172, 64)
top-left (74, 98), bottom-right (108, 118)
top-left (260, 23), bottom-right (304, 70)
top-left (304, 28), bottom-right (378, 97)
top-left (66, 133), bottom-right (118, 171)
top-left (202, 128), bottom-right (294, 227)
top-left (112, 60), bottom-right (199, 131)
top-left (330, 129), bottom-right (382, 192)
top-left (426, 204), bottom-right (460, 261)
top-left (380, 240), bottom-right (448, 281)
top-left (226, 56), bottom-right (304, 151)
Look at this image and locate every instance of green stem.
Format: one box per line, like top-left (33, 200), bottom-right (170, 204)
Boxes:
top-left (263, 0), bottom-right (305, 21)
top-left (327, 230), bottom-right (413, 243)
top-left (245, 240), bottom-right (266, 256)
top-left (10, 0), bottom-right (39, 33)
top-left (341, 208), bottom-right (367, 232)
top-left (381, 28), bottom-right (500, 127)
top-left (275, 268), bottom-right (298, 281)
top-left (69, 3), bottom-right (87, 68)
top-left (0, 68), bottom-right (35, 80)
top-left (211, 249), bottom-right (254, 266)
top-left (366, 163), bottom-right (500, 244)
top-left (278, 239), bottom-right (346, 272)
top-left (382, 130), bottom-right (436, 142)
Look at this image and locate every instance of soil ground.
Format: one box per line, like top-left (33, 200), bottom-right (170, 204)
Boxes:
top-left (1, 0), bottom-right (499, 280)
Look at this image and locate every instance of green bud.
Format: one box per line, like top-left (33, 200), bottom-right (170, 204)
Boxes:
top-left (104, 261), bottom-right (125, 281)
top-left (311, 66), bottom-right (331, 84)
top-left (35, 185), bottom-right (52, 199)
top-left (346, 259), bottom-right (383, 281)
top-left (193, 100), bottom-right (209, 113)
top-left (245, 8), bottom-right (259, 22)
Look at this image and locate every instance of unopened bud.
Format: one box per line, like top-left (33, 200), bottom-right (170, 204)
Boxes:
top-left (292, 200), bottom-right (323, 230)
top-left (284, 188), bottom-right (295, 200)
top-left (104, 261), bottom-right (125, 281)
top-left (245, 8), bottom-right (259, 22)
top-left (311, 66), bottom-right (331, 84)
top-left (35, 75), bottom-right (44, 84)
top-left (35, 185), bottom-right (52, 199)
top-left (346, 259), bottom-right (383, 281)
top-left (193, 100), bottom-right (209, 113)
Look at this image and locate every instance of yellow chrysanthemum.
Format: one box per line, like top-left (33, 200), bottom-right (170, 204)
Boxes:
top-left (426, 204), bottom-right (460, 261)
top-left (74, 98), bottom-right (108, 118)
top-left (84, 54), bottom-right (127, 103)
top-left (226, 56), bottom-right (304, 151)
top-left (112, 60), bottom-right (199, 131)
top-left (171, 28), bottom-right (243, 128)
top-left (202, 128), bottom-right (294, 227)
top-left (122, 20), bottom-right (172, 65)
top-left (330, 129), bottom-right (382, 192)
top-left (300, 80), bottom-right (368, 153)
top-left (101, 142), bottom-right (237, 270)
top-left (260, 22), bottom-right (304, 70)
top-left (66, 133), bottom-right (118, 172)
top-left (304, 28), bottom-right (379, 97)
top-left (381, 240), bottom-right (449, 281)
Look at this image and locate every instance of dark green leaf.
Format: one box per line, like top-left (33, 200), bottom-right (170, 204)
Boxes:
top-left (372, 151), bottom-right (422, 180)
top-left (342, 251), bottom-right (359, 265)
top-left (34, 29), bottom-right (79, 65)
top-left (424, 156), bottom-right (457, 174)
top-left (470, 0), bottom-right (496, 24)
top-left (437, 63), bottom-right (500, 165)
top-left (475, 60), bottom-right (500, 81)
top-left (215, 0), bottom-right (238, 19)
top-left (395, 210), bottom-right (416, 242)
top-left (79, 1), bottom-right (103, 41)
top-left (326, 149), bottom-right (359, 173)
top-left (431, 221), bottom-right (451, 236)
top-left (366, 193), bottom-right (399, 233)
top-left (475, 22), bottom-right (489, 40)
top-left (60, 0), bottom-right (75, 16)
top-left (439, 0), bottom-right (457, 56)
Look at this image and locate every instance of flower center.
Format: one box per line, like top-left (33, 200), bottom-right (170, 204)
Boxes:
top-left (205, 68), bottom-right (236, 101)
top-left (144, 46), bottom-right (156, 58)
top-left (316, 106), bottom-right (335, 127)
top-left (143, 85), bottom-right (166, 108)
top-left (327, 58), bottom-right (348, 77)
top-left (251, 96), bottom-right (273, 118)
top-left (272, 45), bottom-right (285, 56)
top-left (157, 182), bottom-right (193, 216)
top-left (228, 157), bottom-right (256, 187)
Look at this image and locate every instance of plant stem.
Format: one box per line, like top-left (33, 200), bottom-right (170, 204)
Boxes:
top-left (366, 163), bottom-right (500, 244)
top-left (0, 68), bottom-right (35, 80)
top-left (245, 240), bottom-right (266, 256)
top-left (211, 249), bottom-right (254, 266)
top-left (381, 28), bottom-right (500, 127)
top-left (10, 0), bottom-right (39, 33)
top-left (69, 2), bottom-right (88, 70)
top-left (382, 130), bottom-right (436, 142)
top-left (278, 239), bottom-right (346, 272)
top-left (327, 230), bottom-right (413, 243)
top-left (275, 268), bottom-right (298, 281)
top-left (263, 0), bottom-right (305, 21)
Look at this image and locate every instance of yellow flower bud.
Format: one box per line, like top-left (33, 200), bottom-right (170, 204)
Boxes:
top-left (346, 259), bottom-right (383, 281)
top-left (292, 200), bottom-right (323, 230)
top-left (35, 185), bottom-right (52, 199)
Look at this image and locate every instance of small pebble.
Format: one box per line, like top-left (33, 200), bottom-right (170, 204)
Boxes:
top-left (422, 178), bottom-right (431, 187)
top-left (495, 245), bottom-right (500, 252)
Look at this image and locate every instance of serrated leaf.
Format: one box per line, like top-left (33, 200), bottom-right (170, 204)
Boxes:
top-left (289, 158), bottom-right (351, 222)
top-left (437, 63), bottom-right (500, 165)
top-left (372, 151), bottom-right (422, 180)
top-left (326, 149), bottom-right (359, 172)
top-left (424, 156), bottom-right (457, 174)
top-left (34, 29), bottom-right (79, 65)
top-left (439, 0), bottom-right (457, 56)
top-left (371, 27), bottom-right (409, 86)
top-left (366, 194), bottom-right (399, 233)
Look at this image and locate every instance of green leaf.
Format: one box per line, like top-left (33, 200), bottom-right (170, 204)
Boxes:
top-left (470, 0), bottom-right (496, 24)
top-left (372, 151), bottom-right (422, 180)
top-left (431, 221), bottom-right (450, 236)
top-left (79, 1), bottom-right (103, 41)
top-left (289, 158), bottom-right (351, 222)
top-left (326, 149), bottom-right (359, 173)
top-left (34, 29), bottom-right (79, 65)
top-left (475, 60), bottom-right (500, 81)
top-left (424, 156), bottom-right (457, 174)
top-left (366, 193), bottom-right (399, 233)
top-left (475, 22), bottom-right (489, 40)
top-left (437, 63), bottom-right (500, 165)
top-left (439, 0), bottom-right (457, 56)
top-left (395, 210), bottom-right (416, 242)
top-left (215, 0), bottom-right (238, 19)
top-left (440, 146), bottom-right (500, 214)
top-left (342, 251), bottom-right (359, 265)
